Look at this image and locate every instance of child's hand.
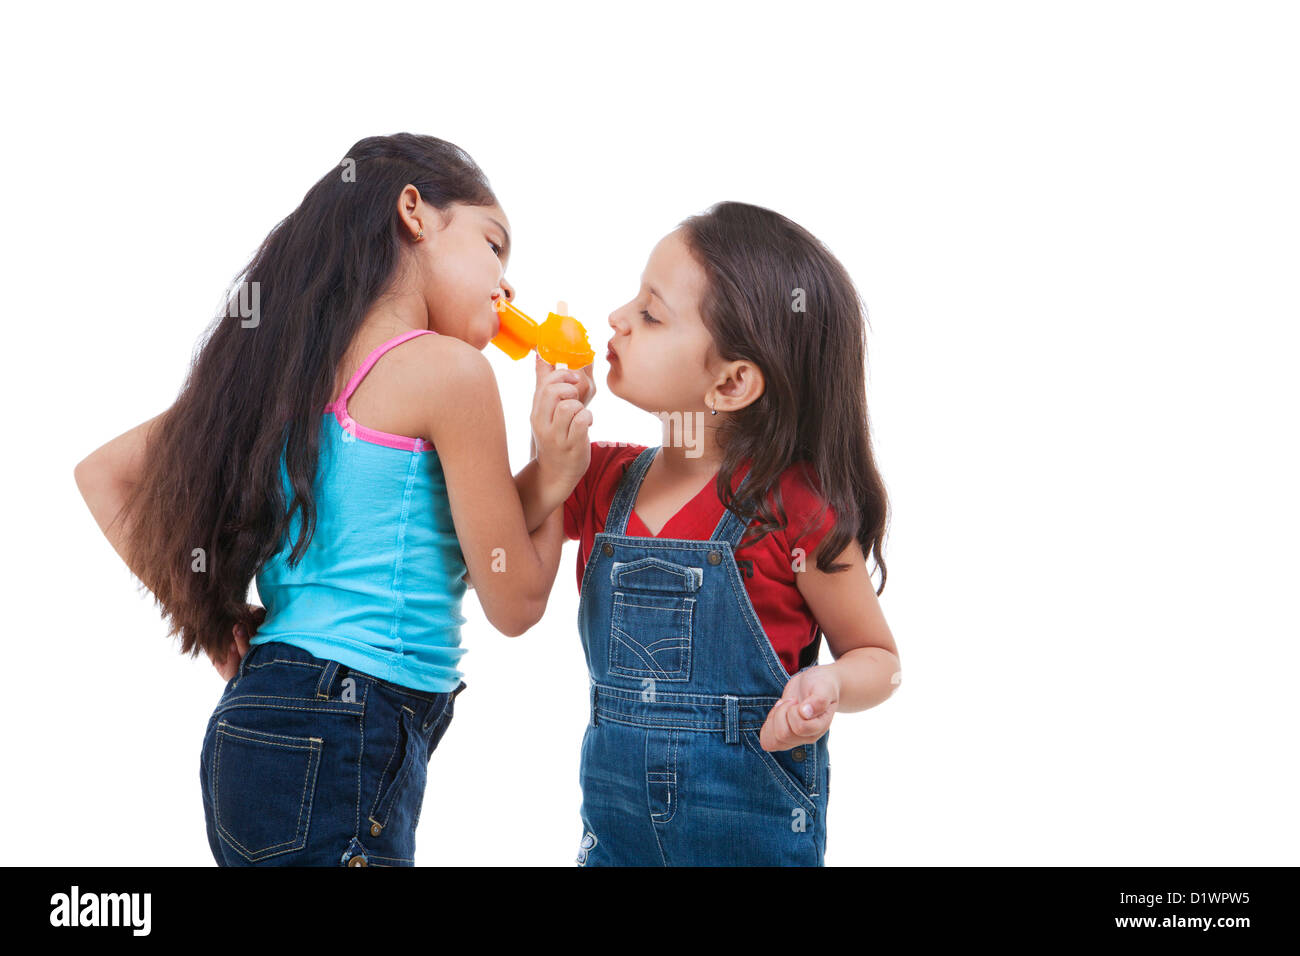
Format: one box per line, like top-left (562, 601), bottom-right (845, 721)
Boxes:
top-left (571, 361), bottom-right (597, 408)
top-left (759, 665), bottom-right (840, 751)
top-left (208, 604), bottom-right (265, 681)
top-left (532, 353), bottom-right (593, 486)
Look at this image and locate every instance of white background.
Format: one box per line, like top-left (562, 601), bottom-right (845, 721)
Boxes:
top-left (4, 0), bottom-right (1296, 865)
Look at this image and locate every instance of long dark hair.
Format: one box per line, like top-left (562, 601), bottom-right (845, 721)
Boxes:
top-left (680, 201), bottom-right (890, 594)
top-left (119, 133), bottom-right (498, 661)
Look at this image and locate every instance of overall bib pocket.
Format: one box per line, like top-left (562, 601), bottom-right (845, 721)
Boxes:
top-left (608, 557), bottom-right (701, 682)
top-left (210, 720), bottom-right (323, 862)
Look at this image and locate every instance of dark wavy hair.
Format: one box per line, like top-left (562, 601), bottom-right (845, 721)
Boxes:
top-left (119, 133), bottom-right (498, 661)
top-left (679, 201), bottom-right (890, 594)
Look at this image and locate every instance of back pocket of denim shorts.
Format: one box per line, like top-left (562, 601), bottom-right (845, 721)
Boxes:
top-left (608, 558), bottom-right (700, 682)
top-left (211, 720), bottom-right (323, 862)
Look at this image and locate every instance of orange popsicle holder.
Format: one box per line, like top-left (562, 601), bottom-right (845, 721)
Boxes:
top-left (490, 299), bottom-right (595, 370)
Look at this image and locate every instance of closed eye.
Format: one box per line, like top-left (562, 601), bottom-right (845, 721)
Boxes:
top-left (489, 240), bottom-right (503, 257)
top-left (640, 309), bottom-right (660, 325)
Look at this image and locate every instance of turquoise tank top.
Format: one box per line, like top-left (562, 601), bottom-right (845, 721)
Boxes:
top-left (251, 329), bottom-right (468, 692)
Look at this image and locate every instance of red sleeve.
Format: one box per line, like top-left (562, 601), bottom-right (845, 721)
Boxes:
top-left (563, 442), bottom-right (599, 541)
top-left (564, 442), bottom-right (645, 540)
top-left (780, 464), bottom-right (838, 564)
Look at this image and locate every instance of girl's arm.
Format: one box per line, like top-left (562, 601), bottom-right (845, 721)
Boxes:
top-left (73, 411), bottom-right (166, 585)
top-left (759, 538), bottom-right (900, 751)
top-left (424, 336), bottom-right (588, 637)
top-left (795, 539), bottom-right (900, 713)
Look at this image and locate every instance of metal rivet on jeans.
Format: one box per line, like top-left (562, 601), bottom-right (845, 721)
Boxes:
top-left (348, 856), bottom-right (367, 867)
top-left (791, 746), bottom-right (807, 762)
top-left (602, 543), bottom-right (613, 556)
top-left (370, 822), bottom-right (382, 837)
top-left (707, 551), bottom-right (722, 565)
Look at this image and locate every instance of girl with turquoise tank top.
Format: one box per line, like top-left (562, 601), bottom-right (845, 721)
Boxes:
top-left (73, 133), bottom-right (596, 866)
top-left (530, 202), bottom-right (901, 866)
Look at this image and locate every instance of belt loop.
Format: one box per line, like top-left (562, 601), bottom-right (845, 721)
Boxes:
top-left (235, 642), bottom-right (253, 683)
top-left (315, 659), bottom-right (340, 699)
top-left (590, 683), bottom-right (599, 726)
top-left (724, 695), bottom-right (739, 744)
top-left (452, 680), bottom-right (467, 699)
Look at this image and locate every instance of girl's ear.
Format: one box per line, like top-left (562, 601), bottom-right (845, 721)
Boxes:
top-left (712, 360), bottom-right (765, 413)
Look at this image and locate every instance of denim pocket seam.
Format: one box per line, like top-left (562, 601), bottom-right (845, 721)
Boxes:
top-left (367, 706), bottom-right (417, 830)
top-left (212, 720), bottom-right (322, 863)
top-left (608, 593), bottom-right (694, 682)
top-left (421, 691), bottom-right (454, 733)
top-left (741, 729), bottom-right (817, 817)
top-left (212, 696), bottom-right (364, 720)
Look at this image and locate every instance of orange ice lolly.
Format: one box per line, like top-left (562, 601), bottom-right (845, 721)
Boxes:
top-left (490, 299), bottom-right (595, 369)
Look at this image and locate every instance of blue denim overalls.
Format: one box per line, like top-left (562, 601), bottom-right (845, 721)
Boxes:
top-left (576, 445), bottom-right (829, 866)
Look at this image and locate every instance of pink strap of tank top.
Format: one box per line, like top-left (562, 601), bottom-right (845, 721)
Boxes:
top-left (326, 329), bottom-right (438, 414)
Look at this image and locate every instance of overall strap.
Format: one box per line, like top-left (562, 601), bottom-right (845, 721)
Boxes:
top-left (329, 329), bottom-right (437, 413)
top-left (605, 445), bottom-right (659, 535)
top-left (708, 468), bottom-right (755, 547)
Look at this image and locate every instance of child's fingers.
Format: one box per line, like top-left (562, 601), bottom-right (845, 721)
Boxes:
top-left (535, 375), bottom-right (581, 416)
top-left (796, 694), bottom-right (831, 721)
top-left (567, 407), bottom-right (593, 444)
top-left (759, 699), bottom-right (798, 751)
top-left (786, 701), bottom-right (835, 739)
top-left (532, 376), bottom-right (581, 435)
top-left (551, 398), bottom-right (587, 437)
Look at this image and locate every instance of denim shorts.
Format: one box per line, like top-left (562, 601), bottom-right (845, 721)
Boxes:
top-left (199, 640), bottom-right (465, 866)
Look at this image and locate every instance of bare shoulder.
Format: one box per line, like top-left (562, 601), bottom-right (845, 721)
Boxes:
top-left (399, 333), bottom-right (496, 401)
top-left (395, 334), bottom-right (500, 447)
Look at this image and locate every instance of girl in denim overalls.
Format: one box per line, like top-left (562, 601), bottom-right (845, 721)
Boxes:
top-left (551, 201), bottom-right (901, 866)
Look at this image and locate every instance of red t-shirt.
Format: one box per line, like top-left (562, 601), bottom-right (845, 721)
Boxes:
top-left (563, 442), bottom-right (836, 675)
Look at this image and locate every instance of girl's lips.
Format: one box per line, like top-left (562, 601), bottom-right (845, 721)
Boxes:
top-left (605, 346), bottom-right (618, 363)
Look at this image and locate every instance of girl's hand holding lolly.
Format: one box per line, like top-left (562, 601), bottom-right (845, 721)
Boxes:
top-left (532, 347), bottom-right (595, 487)
top-left (504, 298), bottom-right (596, 482)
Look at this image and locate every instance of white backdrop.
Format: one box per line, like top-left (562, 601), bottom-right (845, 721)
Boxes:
top-left (4, 0), bottom-right (1297, 865)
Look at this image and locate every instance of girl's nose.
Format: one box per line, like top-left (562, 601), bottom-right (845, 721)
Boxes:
top-left (608, 308), bottom-right (629, 333)
top-left (498, 277), bottom-right (516, 302)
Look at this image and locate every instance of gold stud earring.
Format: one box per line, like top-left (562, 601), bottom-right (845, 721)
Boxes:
top-left (415, 228), bottom-right (424, 242)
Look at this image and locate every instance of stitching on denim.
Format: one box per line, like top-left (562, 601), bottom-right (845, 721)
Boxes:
top-left (213, 722), bottom-right (320, 861)
top-left (212, 697), bottom-right (365, 720)
top-left (648, 730), bottom-right (678, 826)
top-left (609, 629), bottom-right (675, 680)
top-left (713, 540), bottom-right (793, 687)
top-left (422, 690), bottom-right (454, 732)
top-left (369, 707), bottom-right (405, 822)
top-left (316, 660), bottom-right (339, 699)
top-left (245, 657), bottom-right (324, 672)
top-left (365, 851), bottom-right (415, 864)
top-left (370, 707), bottom-right (414, 827)
top-left (741, 730), bottom-right (816, 816)
top-left (354, 678), bottom-right (373, 837)
top-left (615, 599), bottom-right (695, 613)
top-left (609, 593), bottom-right (693, 681)
top-left (611, 556), bottom-right (702, 592)
top-left (642, 637), bottom-right (689, 652)
top-left (593, 683), bottom-right (781, 707)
